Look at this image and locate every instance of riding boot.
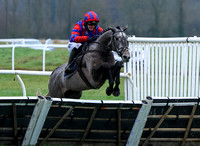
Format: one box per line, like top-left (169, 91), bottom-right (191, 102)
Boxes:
top-left (65, 48), bottom-right (81, 74)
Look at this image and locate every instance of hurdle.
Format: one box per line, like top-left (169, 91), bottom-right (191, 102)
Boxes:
top-left (0, 96), bottom-right (200, 145)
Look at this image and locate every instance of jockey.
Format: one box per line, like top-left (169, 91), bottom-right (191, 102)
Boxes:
top-left (65, 11), bottom-right (103, 74)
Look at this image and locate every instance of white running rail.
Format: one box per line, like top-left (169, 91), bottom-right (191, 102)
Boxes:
top-left (125, 36), bottom-right (200, 100)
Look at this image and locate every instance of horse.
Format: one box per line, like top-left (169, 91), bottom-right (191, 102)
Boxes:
top-left (47, 26), bottom-right (130, 99)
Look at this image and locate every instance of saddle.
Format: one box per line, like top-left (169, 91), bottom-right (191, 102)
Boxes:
top-left (64, 43), bottom-right (88, 79)
top-left (63, 64), bottom-right (77, 79)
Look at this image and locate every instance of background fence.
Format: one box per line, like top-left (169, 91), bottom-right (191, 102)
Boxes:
top-left (125, 36), bottom-right (200, 100)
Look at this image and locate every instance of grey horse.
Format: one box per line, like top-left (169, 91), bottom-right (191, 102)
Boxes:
top-left (47, 26), bottom-right (130, 99)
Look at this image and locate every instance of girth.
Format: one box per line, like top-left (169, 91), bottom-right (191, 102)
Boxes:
top-left (76, 62), bottom-right (96, 89)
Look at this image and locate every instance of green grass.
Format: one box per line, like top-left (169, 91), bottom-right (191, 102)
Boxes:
top-left (0, 47), bottom-right (68, 70)
top-left (0, 47), bottom-right (125, 100)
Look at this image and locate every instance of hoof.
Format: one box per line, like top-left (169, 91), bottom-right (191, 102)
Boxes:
top-left (113, 88), bottom-right (120, 96)
top-left (113, 90), bottom-right (120, 96)
top-left (106, 87), bottom-right (113, 96)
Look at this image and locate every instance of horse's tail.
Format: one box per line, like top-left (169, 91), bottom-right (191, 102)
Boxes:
top-left (36, 89), bottom-right (42, 96)
top-left (44, 92), bottom-right (49, 98)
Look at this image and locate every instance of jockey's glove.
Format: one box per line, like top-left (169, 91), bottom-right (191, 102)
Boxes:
top-left (87, 36), bottom-right (97, 43)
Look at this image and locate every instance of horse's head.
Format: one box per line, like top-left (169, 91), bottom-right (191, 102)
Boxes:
top-left (109, 25), bottom-right (130, 62)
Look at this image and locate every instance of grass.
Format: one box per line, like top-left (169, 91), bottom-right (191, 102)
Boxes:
top-left (0, 47), bottom-right (68, 71)
top-left (0, 47), bottom-right (125, 100)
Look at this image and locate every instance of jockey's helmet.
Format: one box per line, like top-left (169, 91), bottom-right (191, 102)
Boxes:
top-left (84, 11), bottom-right (99, 25)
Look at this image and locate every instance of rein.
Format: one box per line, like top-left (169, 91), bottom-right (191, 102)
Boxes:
top-left (84, 48), bottom-right (111, 56)
top-left (92, 41), bottom-right (112, 52)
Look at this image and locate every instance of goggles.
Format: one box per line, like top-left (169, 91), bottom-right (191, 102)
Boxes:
top-left (87, 21), bottom-right (98, 26)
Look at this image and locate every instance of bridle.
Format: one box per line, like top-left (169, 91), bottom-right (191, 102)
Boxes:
top-left (88, 29), bottom-right (129, 57)
top-left (111, 30), bottom-right (129, 57)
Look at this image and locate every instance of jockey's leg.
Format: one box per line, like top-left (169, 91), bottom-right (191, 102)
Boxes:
top-left (65, 46), bottom-right (82, 74)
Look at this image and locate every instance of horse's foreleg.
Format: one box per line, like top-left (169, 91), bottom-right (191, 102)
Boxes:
top-left (113, 61), bottom-right (123, 96)
top-left (64, 90), bottom-right (82, 99)
top-left (113, 69), bottom-right (121, 96)
top-left (106, 67), bottom-right (114, 96)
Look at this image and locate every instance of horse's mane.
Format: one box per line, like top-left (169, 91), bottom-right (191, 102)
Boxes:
top-left (100, 28), bottom-right (112, 35)
top-left (96, 26), bottom-right (123, 39)
top-left (88, 28), bottom-right (112, 44)
top-left (93, 27), bottom-right (117, 42)
top-left (100, 26), bottom-right (123, 35)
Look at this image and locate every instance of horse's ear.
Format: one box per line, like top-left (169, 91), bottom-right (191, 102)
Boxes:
top-left (108, 26), bottom-right (116, 33)
top-left (116, 26), bottom-right (120, 30)
top-left (122, 25), bottom-right (128, 31)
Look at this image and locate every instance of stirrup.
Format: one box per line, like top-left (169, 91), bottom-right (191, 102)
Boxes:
top-left (65, 66), bottom-right (72, 74)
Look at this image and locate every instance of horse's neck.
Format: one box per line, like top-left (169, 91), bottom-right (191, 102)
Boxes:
top-left (96, 30), bottom-right (113, 49)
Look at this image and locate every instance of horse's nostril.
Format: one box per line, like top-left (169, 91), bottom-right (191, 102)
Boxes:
top-left (122, 56), bottom-right (130, 62)
top-left (123, 55), bottom-right (129, 59)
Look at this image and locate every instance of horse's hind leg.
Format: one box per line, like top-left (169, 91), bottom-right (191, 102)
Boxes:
top-left (44, 92), bottom-right (50, 98)
top-left (64, 90), bottom-right (82, 99)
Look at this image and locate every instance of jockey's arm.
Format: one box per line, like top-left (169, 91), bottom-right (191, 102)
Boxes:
top-left (69, 23), bottom-right (89, 43)
top-left (69, 23), bottom-right (103, 43)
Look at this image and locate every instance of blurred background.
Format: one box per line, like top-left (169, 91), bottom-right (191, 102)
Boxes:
top-left (0, 0), bottom-right (199, 39)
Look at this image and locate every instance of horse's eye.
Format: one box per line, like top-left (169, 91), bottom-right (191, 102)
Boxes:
top-left (115, 38), bottom-right (119, 41)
